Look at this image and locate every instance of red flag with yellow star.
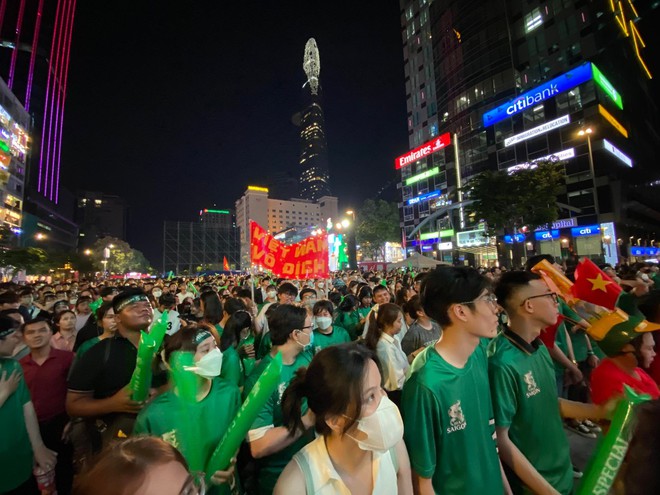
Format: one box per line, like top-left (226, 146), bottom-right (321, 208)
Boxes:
top-left (571, 258), bottom-right (622, 310)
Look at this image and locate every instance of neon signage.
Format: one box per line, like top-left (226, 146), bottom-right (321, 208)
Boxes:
top-left (507, 148), bottom-right (575, 174)
top-left (534, 230), bottom-right (560, 241)
top-left (602, 139), bottom-right (632, 168)
top-left (504, 115), bottom-right (570, 147)
top-left (405, 167), bottom-right (439, 185)
top-left (483, 63), bottom-right (624, 127)
top-left (631, 247), bottom-right (659, 257)
top-left (535, 217), bottom-right (577, 231)
top-left (457, 229), bottom-right (489, 247)
top-left (610, 0), bottom-right (652, 79)
top-left (407, 190), bottom-right (441, 206)
top-left (598, 105), bottom-right (628, 138)
top-left (504, 234), bottom-right (526, 244)
top-left (395, 133), bottom-right (451, 169)
top-left (571, 225), bottom-right (601, 237)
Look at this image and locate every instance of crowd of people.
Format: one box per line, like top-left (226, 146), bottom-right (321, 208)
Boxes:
top-left (0, 256), bottom-right (659, 494)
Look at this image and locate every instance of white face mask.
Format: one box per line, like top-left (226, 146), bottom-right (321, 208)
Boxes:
top-left (315, 316), bottom-right (332, 330)
top-left (185, 347), bottom-right (223, 378)
top-left (346, 395), bottom-right (403, 452)
top-left (153, 290), bottom-right (162, 298)
top-left (267, 290), bottom-right (277, 298)
top-left (318, 282), bottom-right (325, 288)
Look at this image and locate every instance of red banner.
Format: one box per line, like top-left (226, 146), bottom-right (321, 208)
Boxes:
top-left (250, 221), bottom-right (329, 280)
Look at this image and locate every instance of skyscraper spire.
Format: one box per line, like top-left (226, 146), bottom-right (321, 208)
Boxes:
top-left (298, 38), bottom-right (331, 201)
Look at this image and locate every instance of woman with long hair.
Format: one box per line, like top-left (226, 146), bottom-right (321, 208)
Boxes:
top-left (200, 291), bottom-right (223, 330)
top-left (365, 303), bottom-right (409, 397)
top-left (133, 325), bottom-right (240, 494)
top-left (275, 343), bottom-right (412, 494)
top-left (219, 310), bottom-right (252, 387)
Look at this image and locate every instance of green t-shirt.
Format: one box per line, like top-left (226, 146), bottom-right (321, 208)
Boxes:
top-left (220, 345), bottom-right (243, 388)
top-left (214, 324), bottom-right (223, 338)
top-left (76, 336), bottom-right (101, 359)
top-left (134, 377), bottom-right (241, 495)
top-left (312, 325), bottom-right (351, 355)
top-left (256, 332), bottom-right (272, 360)
top-left (401, 342), bottom-right (503, 495)
top-left (333, 311), bottom-right (361, 340)
top-left (238, 334), bottom-right (256, 377)
top-left (244, 351), bottom-right (313, 495)
top-left (488, 332), bottom-right (572, 495)
top-left (0, 358), bottom-right (34, 492)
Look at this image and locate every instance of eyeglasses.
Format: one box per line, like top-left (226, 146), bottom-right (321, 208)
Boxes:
top-left (179, 472), bottom-right (206, 495)
top-left (457, 293), bottom-right (498, 308)
top-left (520, 292), bottom-right (559, 306)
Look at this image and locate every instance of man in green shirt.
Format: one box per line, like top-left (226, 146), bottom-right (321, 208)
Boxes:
top-left (244, 304), bottom-right (315, 495)
top-left (311, 300), bottom-right (350, 354)
top-left (0, 316), bottom-right (56, 493)
top-left (491, 271), bottom-right (609, 495)
top-left (402, 267), bottom-right (509, 495)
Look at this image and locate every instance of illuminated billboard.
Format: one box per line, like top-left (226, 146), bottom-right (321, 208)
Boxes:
top-left (395, 133), bottom-right (451, 169)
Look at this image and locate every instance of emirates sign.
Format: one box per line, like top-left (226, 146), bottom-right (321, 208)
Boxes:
top-left (395, 133), bottom-right (451, 169)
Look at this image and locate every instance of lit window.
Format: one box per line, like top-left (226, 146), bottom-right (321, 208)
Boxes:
top-left (525, 8), bottom-right (543, 33)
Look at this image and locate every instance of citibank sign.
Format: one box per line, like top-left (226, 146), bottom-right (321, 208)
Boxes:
top-left (395, 133), bottom-right (451, 169)
top-left (571, 225), bottom-right (601, 237)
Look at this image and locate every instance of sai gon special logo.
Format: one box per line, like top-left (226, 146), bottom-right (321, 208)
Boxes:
top-left (524, 371), bottom-right (541, 398)
top-left (446, 400), bottom-right (467, 434)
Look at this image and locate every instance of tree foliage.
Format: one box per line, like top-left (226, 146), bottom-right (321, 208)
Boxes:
top-left (356, 199), bottom-right (400, 260)
top-left (0, 247), bottom-right (48, 272)
top-left (465, 161), bottom-right (564, 235)
top-left (90, 236), bottom-right (152, 274)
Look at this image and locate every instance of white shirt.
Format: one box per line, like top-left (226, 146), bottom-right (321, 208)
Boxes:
top-left (292, 435), bottom-right (398, 495)
top-left (151, 308), bottom-right (181, 335)
top-left (362, 307), bottom-right (408, 343)
top-left (376, 333), bottom-right (409, 391)
top-left (176, 291), bottom-right (194, 304)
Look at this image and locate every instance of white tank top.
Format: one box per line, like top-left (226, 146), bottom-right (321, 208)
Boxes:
top-left (292, 435), bottom-right (399, 494)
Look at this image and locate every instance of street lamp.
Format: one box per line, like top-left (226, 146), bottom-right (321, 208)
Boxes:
top-left (577, 127), bottom-right (599, 221)
top-left (84, 249), bottom-right (92, 256)
top-left (35, 232), bottom-right (45, 241)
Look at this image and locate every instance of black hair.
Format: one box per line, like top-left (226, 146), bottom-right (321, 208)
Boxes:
top-left (300, 287), bottom-right (317, 299)
top-left (20, 317), bottom-right (51, 334)
top-left (223, 297), bottom-right (247, 316)
top-left (327, 292), bottom-right (342, 307)
top-left (420, 267), bottom-right (491, 327)
top-left (638, 290), bottom-right (660, 323)
top-left (337, 294), bottom-right (358, 312)
top-left (277, 282), bottom-right (298, 298)
top-left (220, 311), bottom-right (252, 352)
top-left (236, 288), bottom-right (252, 299)
top-left (282, 343), bottom-right (378, 436)
top-left (96, 301), bottom-right (115, 321)
top-left (200, 291), bottom-right (223, 325)
top-left (269, 304), bottom-right (308, 346)
top-left (372, 285), bottom-right (389, 296)
top-left (357, 286), bottom-right (373, 307)
top-left (405, 294), bottom-right (424, 320)
top-left (525, 254), bottom-right (556, 272)
top-left (312, 300), bottom-right (334, 316)
top-left (624, 400), bottom-right (660, 495)
top-left (365, 303), bottom-right (402, 351)
top-left (158, 293), bottom-right (177, 309)
top-left (494, 271), bottom-right (542, 312)
top-left (0, 291), bottom-right (19, 304)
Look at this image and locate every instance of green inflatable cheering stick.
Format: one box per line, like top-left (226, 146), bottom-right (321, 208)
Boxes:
top-left (205, 352), bottom-right (283, 481)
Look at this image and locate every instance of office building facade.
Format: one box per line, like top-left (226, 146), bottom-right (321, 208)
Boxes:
top-left (397, 0), bottom-right (659, 266)
top-left (76, 191), bottom-right (127, 247)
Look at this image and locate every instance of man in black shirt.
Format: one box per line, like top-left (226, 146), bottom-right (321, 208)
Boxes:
top-left (66, 288), bottom-right (153, 448)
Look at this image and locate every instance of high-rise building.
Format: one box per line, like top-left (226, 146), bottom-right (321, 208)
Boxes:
top-left (0, 0), bottom-right (79, 250)
top-left (298, 38), bottom-right (331, 201)
top-left (235, 185), bottom-right (338, 268)
top-left (76, 191), bottom-right (127, 247)
top-left (198, 208), bottom-right (234, 228)
top-left (397, 0), bottom-right (659, 266)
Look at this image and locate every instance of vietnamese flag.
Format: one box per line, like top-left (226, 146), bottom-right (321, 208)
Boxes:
top-left (539, 314), bottom-right (564, 349)
top-left (223, 256), bottom-right (230, 271)
top-left (571, 258), bottom-right (622, 310)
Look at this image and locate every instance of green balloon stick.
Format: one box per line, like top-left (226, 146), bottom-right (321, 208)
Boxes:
top-left (576, 385), bottom-right (650, 495)
top-left (149, 310), bottom-right (169, 350)
top-left (170, 352), bottom-right (204, 472)
top-left (129, 331), bottom-right (157, 401)
top-left (205, 352), bottom-right (283, 480)
top-left (188, 282), bottom-right (199, 296)
top-left (89, 297), bottom-right (103, 316)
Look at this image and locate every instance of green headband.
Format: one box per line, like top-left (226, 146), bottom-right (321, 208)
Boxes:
top-left (114, 294), bottom-right (150, 313)
top-left (193, 330), bottom-right (213, 346)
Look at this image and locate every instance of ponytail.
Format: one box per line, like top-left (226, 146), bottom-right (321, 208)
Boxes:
top-left (281, 366), bottom-right (308, 435)
top-left (364, 305), bottom-right (382, 351)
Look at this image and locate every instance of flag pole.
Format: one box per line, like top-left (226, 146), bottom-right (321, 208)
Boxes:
top-left (249, 220), bottom-right (255, 302)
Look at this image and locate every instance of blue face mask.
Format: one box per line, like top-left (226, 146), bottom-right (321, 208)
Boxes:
top-left (295, 329), bottom-right (314, 351)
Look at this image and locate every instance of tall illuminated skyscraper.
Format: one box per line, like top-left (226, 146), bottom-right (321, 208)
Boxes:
top-left (298, 38), bottom-right (331, 201)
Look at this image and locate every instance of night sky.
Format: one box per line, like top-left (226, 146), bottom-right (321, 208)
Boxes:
top-left (61, 1), bottom-right (409, 269)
